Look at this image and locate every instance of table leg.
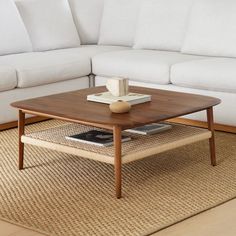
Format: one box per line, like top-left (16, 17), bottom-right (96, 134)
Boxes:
top-left (207, 107), bottom-right (216, 166)
top-left (113, 126), bottom-right (122, 199)
top-left (19, 110), bottom-right (25, 170)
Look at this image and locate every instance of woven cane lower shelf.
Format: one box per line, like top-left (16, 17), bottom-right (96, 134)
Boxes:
top-left (21, 123), bottom-right (211, 165)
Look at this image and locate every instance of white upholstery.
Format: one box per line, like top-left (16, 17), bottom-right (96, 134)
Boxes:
top-left (0, 66), bottom-right (17, 92)
top-left (98, 0), bottom-right (141, 46)
top-left (0, 46), bottom-right (129, 89)
top-left (49, 45), bottom-right (129, 58)
top-left (134, 0), bottom-right (193, 51)
top-left (96, 76), bottom-right (236, 126)
top-left (68, 0), bottom-right (104, 44)
top-left (16, 0), bottom-right (81, 51)
top-left (182, 0), bottom-right (236, 57)
top-left (0, 0), bottom-right (32, 56)
top-left (92, 50), bottom-right (205, 84)
top-left (0, 77), bottom-right (89, 124)
top-left (171, 58), bottom-right (236, 93)
top-left (0, 0), bottom-right (235, 128)
top-left (129, 81), bottom-right (236, 127)
top-left (0, 51), bottom-right (91, 88)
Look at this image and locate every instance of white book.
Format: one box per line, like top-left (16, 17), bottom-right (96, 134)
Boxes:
top-left (87, 92), bottom-right (151, 105)
top-left (125, 123), bottom-right (172, 135)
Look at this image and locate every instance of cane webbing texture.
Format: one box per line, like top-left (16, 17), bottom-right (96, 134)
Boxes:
top-left (22, 123), bottom-right (211, 164)
top-left (0, 120), bottom-right (236, 236)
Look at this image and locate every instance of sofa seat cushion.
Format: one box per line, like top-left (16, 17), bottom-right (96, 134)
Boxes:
top-left (171, 58), bottom-right (236, 93)
top-left (49, 45), bottom-right (130, 58)
top-left (0, 51), bottom-right (91, 88)
top-left (92, 50), bottom-right (205, 84)
top-left (0, 66), bottom-right (17, 92)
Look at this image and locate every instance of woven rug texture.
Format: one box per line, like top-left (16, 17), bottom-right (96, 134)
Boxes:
top-left (0, 120), bottom-right (236, 236)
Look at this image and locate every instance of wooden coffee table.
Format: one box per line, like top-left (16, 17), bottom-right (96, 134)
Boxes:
top-left (11, 86), bottom-right (221, 198)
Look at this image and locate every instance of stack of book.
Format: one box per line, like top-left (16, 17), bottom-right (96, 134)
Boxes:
top-left (66, 123), bottom-right (172, 147)
top-left (87, 92), bottom-right (151, 105)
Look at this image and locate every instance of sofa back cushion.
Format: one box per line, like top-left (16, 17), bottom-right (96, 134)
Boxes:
top-left (98, 0), bottom-right (142, 46)
top-left (0, 0), bottom-right (32, 56)
top-left (182, 0), bottom-right (236, 57)
top-left (16, 0), bottom-right (81, 51)
top-left (69, 0), bottom-right (104, 44)
top-left (134, 0), bottom-right (194, 51)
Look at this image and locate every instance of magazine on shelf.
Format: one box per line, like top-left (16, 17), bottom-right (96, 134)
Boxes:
top-left (87, 92), bottom-right (151, 105)
top-left (125, 123), bottom-right (172, 135)
top-left (66, 130), bottom-right (131, 147)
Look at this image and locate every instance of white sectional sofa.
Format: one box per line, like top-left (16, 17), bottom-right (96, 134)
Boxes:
top-left (0, 0), bottom-right (236, 128)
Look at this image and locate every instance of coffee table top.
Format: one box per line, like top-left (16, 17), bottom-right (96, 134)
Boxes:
top-left (11, 86), bottom-right (221, 130)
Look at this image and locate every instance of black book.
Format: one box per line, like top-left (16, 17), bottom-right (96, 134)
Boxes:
top-left (66, 130), bottom-right (131, 147)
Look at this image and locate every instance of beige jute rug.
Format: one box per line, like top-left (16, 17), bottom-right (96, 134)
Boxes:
top-left (0, 120), bottom-right (236, 236)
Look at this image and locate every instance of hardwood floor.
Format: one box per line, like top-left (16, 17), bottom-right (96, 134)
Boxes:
top-left (1, 198), bottom-right (236, 235)
top-left (0, 117), bottom-right (50, 131)
top-left (0, 221), bottom-right (45, 236)
top-left (153, 198), bottom-right (236, 236)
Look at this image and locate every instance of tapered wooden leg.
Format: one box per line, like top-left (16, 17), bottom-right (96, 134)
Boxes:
top-left (113, 126), bottom-right (122, 199)
top-left (19, 110), bottom-right (25, 170)
top-left (207, 107), bottom-right (216, 166)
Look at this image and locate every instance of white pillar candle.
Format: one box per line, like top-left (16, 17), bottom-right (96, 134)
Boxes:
top-left (106, 77), bottom-right (129, 97)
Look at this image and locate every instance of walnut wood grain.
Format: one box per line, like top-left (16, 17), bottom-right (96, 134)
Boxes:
top-left (2, 117), bottom-right (235, 133)
top-left (207, 107), bottom-right (216, 166)
top-left (11, 86), bottom-right (221, 198)
top-left (0, 116), bottom-right (50, 131)
top-left (11, 86), bottom-right (221, 130)
top-left (168, 118), bottom-right (236, 134)
top-left (18, 110), bottom-right (25, 170)
top-left (113, 126), bottom-right (122, 199)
